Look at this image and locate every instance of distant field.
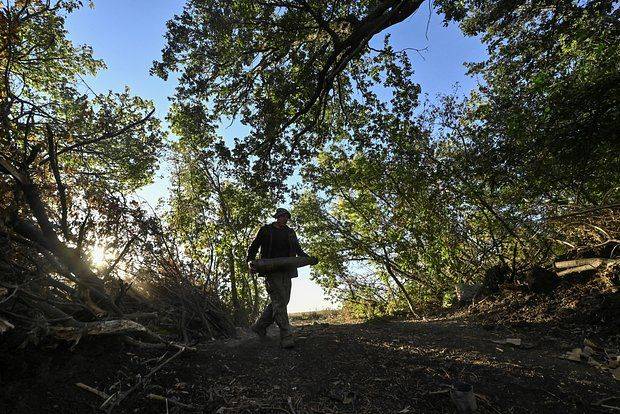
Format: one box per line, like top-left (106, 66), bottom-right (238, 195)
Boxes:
top-left (289, 309), bottom-right (355, 324)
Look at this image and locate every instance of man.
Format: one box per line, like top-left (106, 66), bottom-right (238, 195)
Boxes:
top-left (246, 207), bottom-right (309, 348)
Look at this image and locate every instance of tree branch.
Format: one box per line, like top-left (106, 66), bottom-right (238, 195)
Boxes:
top-left (100, 235), bottom-right (138, 279)
top-left (46, 125), bottom-right (69, 240)
top-left (39, 108), bottom-right (156, 164)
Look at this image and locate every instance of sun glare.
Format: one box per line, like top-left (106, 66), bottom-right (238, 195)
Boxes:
top-left (91, 244), bottom-right (108, 267)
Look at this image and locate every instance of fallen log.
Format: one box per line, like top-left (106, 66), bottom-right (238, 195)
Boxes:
top-left (50, 319), bottom-right (162, 342)
top-left (555, 258), bottom-right (619, 276)
top-left (555, 258), bottom-right (618, 269)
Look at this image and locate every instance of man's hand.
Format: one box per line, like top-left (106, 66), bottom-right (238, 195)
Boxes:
top-left (248, 260), bottom-right (257, 274)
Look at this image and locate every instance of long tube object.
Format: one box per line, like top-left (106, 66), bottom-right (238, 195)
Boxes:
top-left (251, 256), bottom-right (319, 273)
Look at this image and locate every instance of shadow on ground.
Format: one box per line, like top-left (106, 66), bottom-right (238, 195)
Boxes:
top-left (2, 316), bottom-right (617, 413)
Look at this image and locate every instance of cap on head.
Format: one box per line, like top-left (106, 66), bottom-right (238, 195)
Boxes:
top-left (273, 207), bottom-right (291, 219)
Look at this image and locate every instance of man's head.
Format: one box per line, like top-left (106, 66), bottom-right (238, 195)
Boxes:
top-left (273, 207), bottom-right (291, 226)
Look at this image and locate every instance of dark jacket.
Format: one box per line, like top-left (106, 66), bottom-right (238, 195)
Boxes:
top-left (246, 223), bottom-right (308, 278)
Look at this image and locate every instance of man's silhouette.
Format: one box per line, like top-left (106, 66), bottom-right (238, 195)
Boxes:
top-left (246, 207), bottom-right (308, 348)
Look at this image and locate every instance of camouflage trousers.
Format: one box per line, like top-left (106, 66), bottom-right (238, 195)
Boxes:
top-left (255, 271), bottom-right (292, 338)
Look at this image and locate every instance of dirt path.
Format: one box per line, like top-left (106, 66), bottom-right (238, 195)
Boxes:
top-left (1, 317), bottom-right (618, 413)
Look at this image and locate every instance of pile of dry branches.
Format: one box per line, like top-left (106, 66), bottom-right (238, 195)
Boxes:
top-left (133, 249), bottom-right (236, 343)
top-left (0, 225), bottom-right (235, 349)
top-left (550, 203), bottom-right (620, 261)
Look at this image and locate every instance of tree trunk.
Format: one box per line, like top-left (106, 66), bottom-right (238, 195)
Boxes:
top-left (9, 176), bottom-right (122, 315)
top-left (384, 258), bottom-right (419, 318)
top-left (251, 273), bottom-right (260, 319)
top-left (227, 248), bottom-right (241, 323)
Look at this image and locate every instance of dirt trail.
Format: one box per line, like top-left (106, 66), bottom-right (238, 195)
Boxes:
top-left (1, 315), bottom-right (618, 413)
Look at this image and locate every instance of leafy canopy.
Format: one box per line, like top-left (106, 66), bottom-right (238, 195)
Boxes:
top-left (154, 0), bottom-right (426, 187)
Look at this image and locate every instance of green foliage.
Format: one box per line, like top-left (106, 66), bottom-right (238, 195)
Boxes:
top-left (1, 1), bottom-right (164, 277)
top-left (289, 0), bottom-right (620, 315)
top-left (442, 291), bottom-right (456, 308)
top-left (156, 0), bottom-right (437, 320)
top-left (436, 0), bottom-right (620, 202)
top-left (293, 111), bottom-right (476, 313)
top-left (154, 0), bottom-right (425, 187)
top-left (165, 132), bottom-right (276, 324)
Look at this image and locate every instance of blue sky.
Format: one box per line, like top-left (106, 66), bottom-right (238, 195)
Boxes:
top-left (65, 1), bottom-right (486, 313)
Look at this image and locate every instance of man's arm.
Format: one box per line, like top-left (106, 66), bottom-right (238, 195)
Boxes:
top-left (291, 230), bottom-right (309, 257)
top-left (246, 225), bottom-right (266, 262)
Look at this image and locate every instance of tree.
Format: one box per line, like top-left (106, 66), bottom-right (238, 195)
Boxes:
top-left (292, 97), bottom-right (501, 314)
top-left (165, 128), bottom-right (276, 324)
top-left (434, 0), bottom-right (620, 255)
top-left (154, 0), bottom-right (426, 186)
top-left (0, 1), bottom-right (164, 334)
top-left (293, 0), bottom-right (620, 314)
top-left (436, 0), bottom-right (619, 205)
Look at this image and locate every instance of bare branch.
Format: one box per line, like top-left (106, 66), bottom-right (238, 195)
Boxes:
top-left (283, 0), bottom-right (424, 130)
top-left (100, 235), bottom-right (139, 279)
top-left (0, 157), bottom-right (28, 185)
top-left (39, 108), bottom-right (156, 164)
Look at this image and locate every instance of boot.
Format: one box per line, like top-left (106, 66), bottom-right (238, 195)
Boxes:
top-left (280, 334), bottom-right (295, 349)
top-left (250, 323), bottom-right (267, 338)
